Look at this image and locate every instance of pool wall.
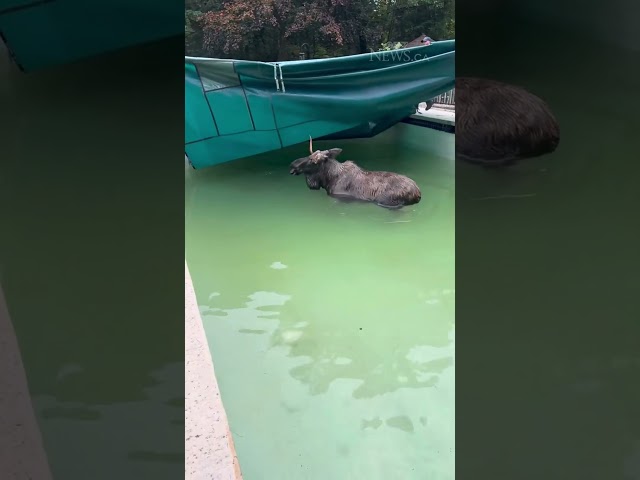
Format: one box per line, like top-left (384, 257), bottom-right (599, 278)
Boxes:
top-left (394, 120), bottom-right (454, 159)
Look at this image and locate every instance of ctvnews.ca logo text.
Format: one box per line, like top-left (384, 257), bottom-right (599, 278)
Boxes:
top-left (368, 50), bottom-right (429, 62)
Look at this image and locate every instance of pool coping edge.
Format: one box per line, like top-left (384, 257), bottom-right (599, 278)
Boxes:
top-left (185, 261), bottom-right (243, 480)
top-left (0, 282), bottom-right (54, 480)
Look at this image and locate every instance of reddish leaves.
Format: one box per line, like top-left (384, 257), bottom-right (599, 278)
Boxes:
top-left (191, 0), bottom-right (454, 60)
top-left (200, 0), bottom-right (354, 58)
top-left (201, 0), bottom-right (293, 55)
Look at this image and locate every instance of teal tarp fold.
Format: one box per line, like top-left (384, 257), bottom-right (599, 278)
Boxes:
top-left (185, 40), bottom-right (455, 169)
top-left (0, 1), bottom-right (183, 71)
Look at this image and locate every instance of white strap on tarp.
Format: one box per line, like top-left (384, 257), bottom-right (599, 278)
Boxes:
top-left (273, 63), bottom-right (280, 91)
top-left (278, 64), bottom-right (286, 93)
top-left (273, 63), bottom-right (286, 92)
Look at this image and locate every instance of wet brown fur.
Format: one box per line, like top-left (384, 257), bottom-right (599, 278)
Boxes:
top-left (290, 148), bottom-right (421, 209)
top-left (456, 77), bottom-right (560, 166)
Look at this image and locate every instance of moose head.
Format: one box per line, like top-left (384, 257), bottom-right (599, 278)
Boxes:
top-left (289, 136), bottom-right (342, 175)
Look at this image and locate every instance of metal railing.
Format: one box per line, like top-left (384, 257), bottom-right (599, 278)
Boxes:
top-left (432, 88), bottom-right (455, 105)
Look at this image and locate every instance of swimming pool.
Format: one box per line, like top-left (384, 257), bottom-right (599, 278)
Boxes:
top-left (185, 121), bottom-right (455, 479)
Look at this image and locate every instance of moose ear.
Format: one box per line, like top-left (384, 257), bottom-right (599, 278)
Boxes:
top-left (328, 148), bottom-right (342, 158)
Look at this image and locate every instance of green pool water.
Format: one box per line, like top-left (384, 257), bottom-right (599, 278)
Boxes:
top-left (454, 23), bottom-right (640, 478)
top-left (185, 123), bottom-right (455, 479)
top-left (1, 41), bottom-right (187, 480)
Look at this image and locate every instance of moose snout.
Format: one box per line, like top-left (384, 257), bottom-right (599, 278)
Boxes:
top-left (289, 165), bottom-right (301, 175)
top-left (289, 157), bottom-right (307, 175)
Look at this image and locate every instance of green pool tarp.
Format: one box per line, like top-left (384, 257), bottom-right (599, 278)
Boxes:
top-left (185, 40), bottom-right (455, 169)
top-left (0, 1), bottom-right (182, 71)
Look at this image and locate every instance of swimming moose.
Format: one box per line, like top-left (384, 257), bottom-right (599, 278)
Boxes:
top-left (455, 77), bottom-right (560, 166)
top-left (289, 138), bottom-right (422, 209)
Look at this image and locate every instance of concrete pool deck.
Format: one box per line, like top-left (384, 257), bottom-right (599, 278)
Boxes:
top-left (185, 262), bottom-right (243, 480)
top-left (0, 284), bottom-right (54, 480)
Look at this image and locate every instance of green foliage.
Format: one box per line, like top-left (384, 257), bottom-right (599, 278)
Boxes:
top-left (185, 10), bottom-right (204, 56)
top-left (185, 0), bottom-right (454, 61)
top-left (445, 17), bottom-right (455, 38)
top-left (379, 41), bottom-right (405, 51)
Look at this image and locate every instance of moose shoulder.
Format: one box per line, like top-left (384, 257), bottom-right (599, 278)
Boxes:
top-left (290, 141), bottom-right (421, 209)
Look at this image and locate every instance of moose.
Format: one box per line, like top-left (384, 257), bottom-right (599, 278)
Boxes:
top-left (456, 77), bottom-right (560, 166)
top-left (289, 137), bottom-right (421, 209)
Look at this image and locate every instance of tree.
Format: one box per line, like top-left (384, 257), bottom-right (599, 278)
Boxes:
top-left (185, 0), bottom-right (454, 60)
